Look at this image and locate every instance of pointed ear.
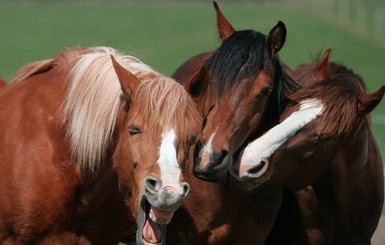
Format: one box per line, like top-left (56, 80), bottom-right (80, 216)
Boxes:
top-left (111, 55), bottom-right (140, 99)
top-left (266, 21), bottom-right (286, 57)
top-left (184, 66), bottom-right (209, 100)
top-left (359, 85), bottom-right (385, 115)
top-left (213, 1), bottom-right (235, 42)
top-left (314, 48), bottom-right (332, 83)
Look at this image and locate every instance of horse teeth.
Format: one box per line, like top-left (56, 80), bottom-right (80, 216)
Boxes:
top-left (149, 212), bottom-right (170, 225)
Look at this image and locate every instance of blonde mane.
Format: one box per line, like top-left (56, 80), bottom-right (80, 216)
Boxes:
top-left (10, 48), bottom-right (87, 84)
top-left (64, 47), bottom-right (201, 171)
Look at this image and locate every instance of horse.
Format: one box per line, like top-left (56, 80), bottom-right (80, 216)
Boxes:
top-left (174, 1), bottom-right (299, 182)
top-left (0, 46), bottom-right (201, 245)
top-left (166, 2), bottom-right (299, 244)
top-left (233, 49), bottom-right (385, 244)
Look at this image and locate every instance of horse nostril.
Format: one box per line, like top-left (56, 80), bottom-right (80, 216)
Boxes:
top-left (248, 160), bottom-right (267, 175)
top-left (180, 182), bottom-right (190, 196)
top-left (215, 149), bottom-right (228, 164)
top-left (144, 176), bottom-right (160, 194)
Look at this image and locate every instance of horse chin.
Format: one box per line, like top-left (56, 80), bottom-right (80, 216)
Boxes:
top-left (230, 151), bottom-right (271, 190)
top-left (137, 197), bottom-right (171, 245)
top-left (232, 169), bottom-right (271, 191)
top-left (235, 178), bottom-right (265, 191)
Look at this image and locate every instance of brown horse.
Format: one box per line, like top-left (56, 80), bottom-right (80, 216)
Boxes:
top-left (174, 2), bottom-right (299, 182)
top-left (0, 47), bottom-right (201, 245)
top-left (166, 2), bottom-right (299, 244)
top-left (234, 49), bottom-right (385, 244)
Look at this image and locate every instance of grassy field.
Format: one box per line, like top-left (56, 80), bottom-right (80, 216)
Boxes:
top-left (1, 1), bottom-right (384, 195)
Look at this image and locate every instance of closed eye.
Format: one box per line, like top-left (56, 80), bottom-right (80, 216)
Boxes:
top-left (128, 124), bottom-right (141, 135)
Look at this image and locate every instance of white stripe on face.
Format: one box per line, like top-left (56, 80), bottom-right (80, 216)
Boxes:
top-left (198, 129), bottom-right (217, 169)
top-left (202, 130), bottom-right (216, 155)
top-left (239, 99), bottom-right (324, 177)
top-left (157, 128), bottom-right (182, 190)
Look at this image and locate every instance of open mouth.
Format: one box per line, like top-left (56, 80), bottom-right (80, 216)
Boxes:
top-left (137, 198), bottom-right (175, 245)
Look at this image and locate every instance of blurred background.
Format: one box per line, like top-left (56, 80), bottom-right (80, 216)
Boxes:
top-left (0, 0), bottom-right (384, 205)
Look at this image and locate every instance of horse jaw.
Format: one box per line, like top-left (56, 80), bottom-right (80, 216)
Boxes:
top-left (137, 197), bottom-right (171, 245)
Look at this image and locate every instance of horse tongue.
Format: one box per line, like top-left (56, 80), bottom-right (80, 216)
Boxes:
top-left (142, 206), bottom-right (175, 244)
top-left (143, 218), bottom-right (162, 245)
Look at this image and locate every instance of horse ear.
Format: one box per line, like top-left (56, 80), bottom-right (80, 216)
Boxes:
top-left (111, 55), bottom-right (140, 99)
top-left (266, 21), bottom-right (286, 57)
top-left (314, 48), bottom-right (332, 83)
top-left (359, 85), bottom-right (385, 115)
top-left (185, 66), bottom-right (209, 100)
top-left (213, 1), bottom-right (235, 42)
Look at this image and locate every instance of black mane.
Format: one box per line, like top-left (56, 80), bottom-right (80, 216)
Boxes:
top-left (205, 30), bottom-right (269, 95)
top-left (205, 29), bottom-right (299, 121)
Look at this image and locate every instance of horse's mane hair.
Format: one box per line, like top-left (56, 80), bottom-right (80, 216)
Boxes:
top-left (10, 48), bottom-right (87, 84)
top-left (291, 51), bottom-right (329, 88)
top-left (64, 47), bottom-right (201, 171)
top-left (291, 61), bottom-right (318, 88)
top-left (205, 30), bottom-right (270, 95)
top-left (205, 30), bottom-right (299, 118)
top-left (285, 62), bottom-right (367, 137)
top-left (128, 73), bottom-right (202, 140)
top-left (10, 59), bottom-right (53, 84)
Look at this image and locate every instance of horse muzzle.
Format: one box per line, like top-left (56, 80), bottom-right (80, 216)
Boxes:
top-left (136, 176), bottom-right (190, 245)
top-left (230, 154), bottom-right (271, 190)
top-left (193, 147), bottom-right (231, 182)
top-left (144, 176), bottom-right (190, 212)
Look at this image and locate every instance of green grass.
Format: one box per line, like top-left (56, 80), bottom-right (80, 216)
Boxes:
top-left (1, 1), bottom-right (384, 209)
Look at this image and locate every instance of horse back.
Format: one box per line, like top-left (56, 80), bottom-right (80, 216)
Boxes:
top-left (0, 66), bottom-right (82, 242)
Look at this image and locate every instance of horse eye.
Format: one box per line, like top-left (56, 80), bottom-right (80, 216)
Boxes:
top-left (128, 124), bottom-right (141, 135)
top-left (259, 87), bottom-right (272, 97)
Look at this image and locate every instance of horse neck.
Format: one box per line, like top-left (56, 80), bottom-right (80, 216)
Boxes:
top-left (312, 124), bottom-right (382, 207)
top-left (309, 125), bottom-right (383, 240)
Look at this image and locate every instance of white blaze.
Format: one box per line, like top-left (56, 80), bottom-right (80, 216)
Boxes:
top-left (239, 99), bottom-right (324, 177)
top-left (157, 128), bottom-right (182, 190)
top-left (202, 130), bottom-right (217, 155)
top-left (198, 129), bottom-right (217, 168)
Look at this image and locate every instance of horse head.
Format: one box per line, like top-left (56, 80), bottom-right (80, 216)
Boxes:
top-left (232, 49), bottom-right (385, 190)
top-left (185, 2), bottom-right (294, 182)
top-left (111, 56), bottom-right (201, 245)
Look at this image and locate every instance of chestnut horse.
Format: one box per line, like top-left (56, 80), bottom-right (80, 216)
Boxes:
top-left (234, 49), bottom-right (385, 244)
top-left (167, 2), bottom-right (298, 244)
top-left (0, 47), bottom-right (201, 245)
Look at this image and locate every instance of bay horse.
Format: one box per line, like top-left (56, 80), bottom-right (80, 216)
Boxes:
top-left (0, 47), bottom-right (201, 245)
top-left (173, 2), bottom-right (299, 182)
top-left (234, 49), bottom-right (385, 244)
top-left (167, 2), bottom-right (298, 244)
